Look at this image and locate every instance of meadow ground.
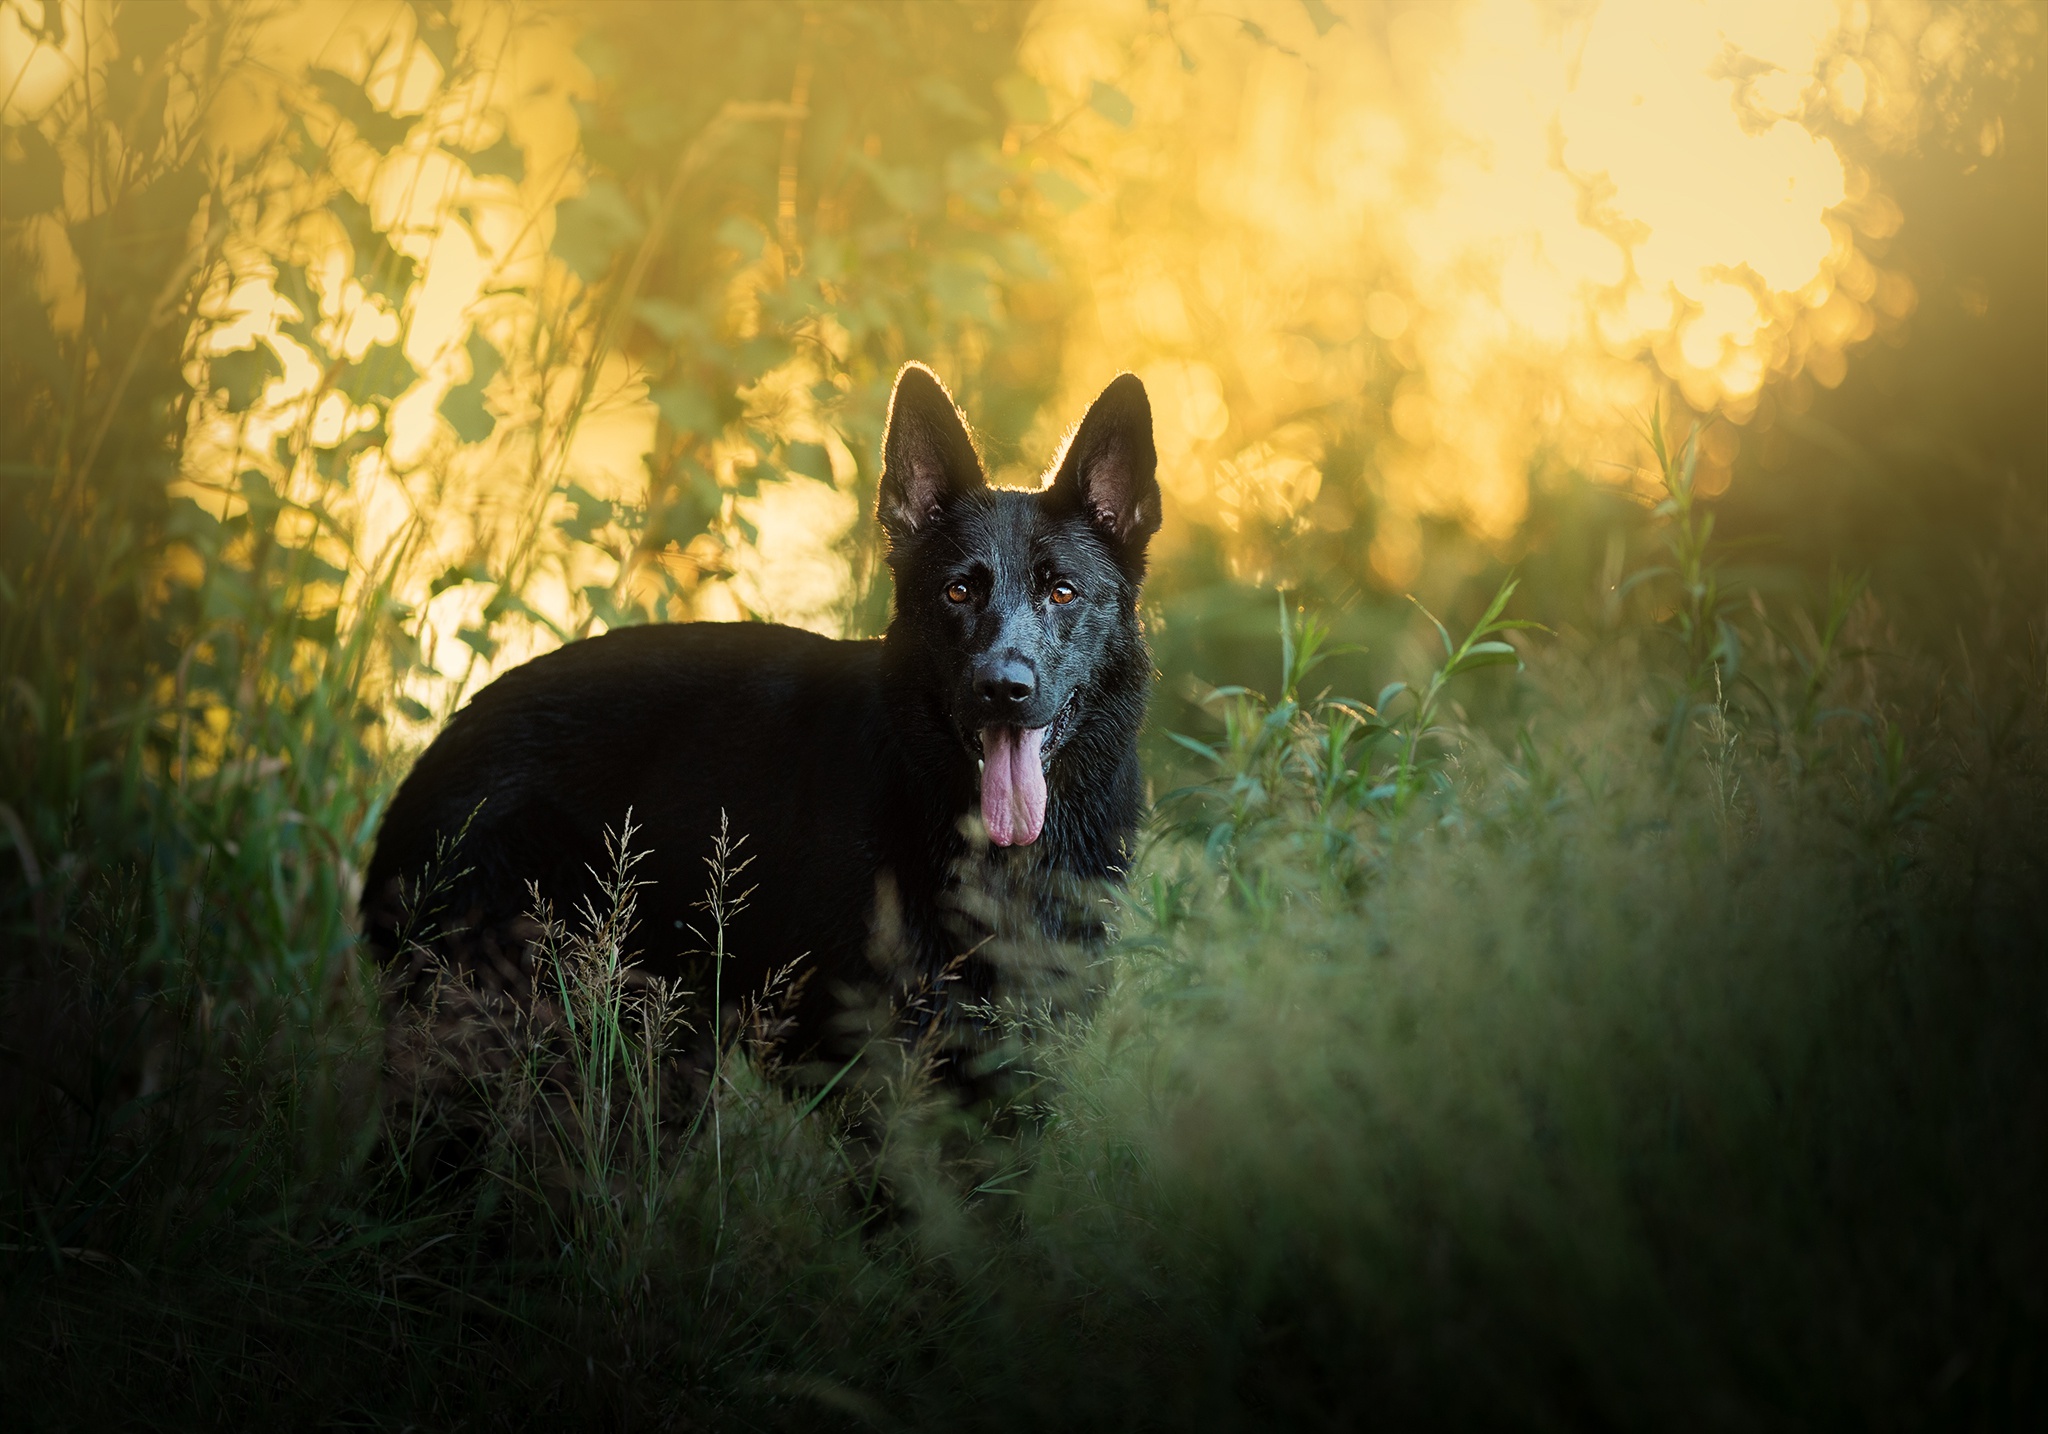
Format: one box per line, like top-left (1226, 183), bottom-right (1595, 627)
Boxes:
top-left (6, 442), bottom-right (2045, 1428)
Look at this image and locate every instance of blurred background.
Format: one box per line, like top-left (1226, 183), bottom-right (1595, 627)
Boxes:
top-left (6, 0), bottom-right (2038, 737)
top-left (3, 5), bottom-right (2045, 1423)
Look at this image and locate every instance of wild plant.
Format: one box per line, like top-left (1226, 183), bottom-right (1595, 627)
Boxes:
top-left (689, 809), bottom-right (753, 1280)
top-left (1613, 405), bottom-right (1753, 766)
top-left (1608, 407), bottom-right (1901, 828)
top-left (1785, 566), bottom-right (1873, 741)
top-left (1159, 575), bottom-right (1545, 901)
top-left (372, 807), bottom-right (895, 1321)
top-left (522, 815), bottom-right (685, 1248)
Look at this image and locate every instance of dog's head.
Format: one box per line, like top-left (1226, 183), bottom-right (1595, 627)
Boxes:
top-left (877, 363), bottom-right (1161, 847)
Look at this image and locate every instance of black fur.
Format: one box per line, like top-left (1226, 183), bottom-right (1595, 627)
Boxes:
top-left (360, 365), bottom-right (1161, 1072)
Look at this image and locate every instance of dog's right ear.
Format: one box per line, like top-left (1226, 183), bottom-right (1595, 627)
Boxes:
top-left (878, 363), bottom-right (986, 546)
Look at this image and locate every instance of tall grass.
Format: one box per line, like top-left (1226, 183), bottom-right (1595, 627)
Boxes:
top-left (7, 413), bottom-right (2046, 1426)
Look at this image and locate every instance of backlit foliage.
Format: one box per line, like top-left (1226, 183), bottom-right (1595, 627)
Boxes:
top-left (1016, 0), bottom-right (2036, 585)
top-left (8, 0), bottom-right (2031, 750)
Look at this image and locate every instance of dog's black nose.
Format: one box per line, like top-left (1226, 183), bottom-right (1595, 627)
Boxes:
top-left (974, 657), bottom-right (1036, 711)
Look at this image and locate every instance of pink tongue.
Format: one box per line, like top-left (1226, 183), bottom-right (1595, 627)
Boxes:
top-left (980, 724), bottom-right (1048, 846)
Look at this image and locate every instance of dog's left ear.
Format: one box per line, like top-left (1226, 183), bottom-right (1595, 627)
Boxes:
top-left (878, 363), bottom-right (986, 547)
top-left (1048, 373), bottom-right (1161, 574)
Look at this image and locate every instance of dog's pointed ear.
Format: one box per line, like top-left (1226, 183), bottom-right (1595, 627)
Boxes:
top-left (877, 364), bottom-right (986, 545)
top-left (1048, 373), bottom-right (1161, 573)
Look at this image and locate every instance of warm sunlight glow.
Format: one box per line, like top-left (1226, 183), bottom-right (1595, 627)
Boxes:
top-left (1018, 0), bottom-right (1967, 578)
top-left (131, 0), bottom-right (2014, 695)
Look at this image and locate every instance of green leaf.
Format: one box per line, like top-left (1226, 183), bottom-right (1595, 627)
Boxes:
top-left (1088, 81), bottom-right (1135, 129)
top-left (394, 694), bottom-right (433, 723)
top-left (0, 125), bottom-right (64, 220)
top-left (273, 262), bottom-right (327, 358)
top-left (852, 153), bottom-right (940, 217)
top-left (438, 330), bottom-right (502, 442)
top-left (345, 341), bottom-right (419, 404)
top-left (290, 547), bottom-right (350, 587)
top-left (1203, 822), bottom-right (1236, 864)
top-left (1410, 597), bottom-right (1453, 657)
top-left (1617, 566), bottom-right (1672, 599)
top-left (310, 67), bottom-right (415, 152)
top-left (1448, 648), bottom-right (1521, 676)
top-left (1465, 575), bottom-right (1520, 640)
top-left (633, 298), bottom-right (700, 343)
top-left (450, 132), bottom-right (523, 183)
top-left (456, 625), bottom-right (499, 659)
top-left (1032, 169), bottom-right (1090, 212)
top-left (429, 561), bottom-right (490, 595)
top-left (239, 468), bottom-right (283, 518)
top-left (715, 213), bottom-right (765, 261)
top-left (929, 257), bottom-right (998, 324)
top-left (327, 191), bottom-right (417, 302)
top-left (1447, 641), bottom-right (1523, 677)
top-left (107, 39), bottom-right (178, 162)
top-left (785, 442), bottom-right (832, 482)
top-left (408, 0), bottom-right (459, 74)
top-left (1298, 0), bottom-right (1344, 36)
top-left (651, 383), bottom-right (718, 437)
top-left (384, 624), bottom-right (423, 671)
top-left (654, 462), bottom-right (722, 546)
top-left (557, 482), bottom-right (614, 542)
top-left (945, 146), bottom-right (1011, 215)
top-left (581, 584), bottom-right (639, 630)
top-left (438, 388), bottom-right (492, 443)
top-left (284, 111), bottom-right (328, 170)
top-left (917, 76), bottom-right (990, 124)
top-left (1276, 590), bottom-right (1296, 691)
top-left (112, 0), bottom-right (195, 100)
top-left (1237, 18), bottom-right (1299, 57)
top-left (487, 589), bottom-right (568, 642)
top-left (552, 178), bottom-right (644, 282)
top-left (999, 231), bottom-right (1054, 281)
top-left (995, 74), bottom-right (1051, 125)
top-left (166, 496), bottom-right (225, 553)
top-left (312, 417), bottom-right (387, 485)
top-left (208, 340), bottom-right (283, 413)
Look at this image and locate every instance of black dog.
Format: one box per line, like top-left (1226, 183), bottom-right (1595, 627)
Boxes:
top-left (361, 364), bottom-right (1161, 1076)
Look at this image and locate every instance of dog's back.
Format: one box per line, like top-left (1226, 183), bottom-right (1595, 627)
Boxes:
top-left (364, 622), bottom-right (903, 1018)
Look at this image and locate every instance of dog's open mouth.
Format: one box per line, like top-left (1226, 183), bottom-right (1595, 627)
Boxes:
top-left (975, 691), bottom-right (1078, 848)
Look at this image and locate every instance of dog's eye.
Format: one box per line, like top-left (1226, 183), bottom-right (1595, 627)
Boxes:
top-left (944, 580), bottom-right (972, 604)
top-left (1049, 580), bottom-right (1077, 605)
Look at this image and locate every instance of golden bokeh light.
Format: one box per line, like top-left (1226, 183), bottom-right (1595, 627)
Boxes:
top-left (11, 0), bottom-right (2023, 713)
top-left (1017, 0), bottom-right (2017, 582)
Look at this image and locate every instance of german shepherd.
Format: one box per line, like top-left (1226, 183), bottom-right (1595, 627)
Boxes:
top-left (361, 364), bottom-right (1161, 1078)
